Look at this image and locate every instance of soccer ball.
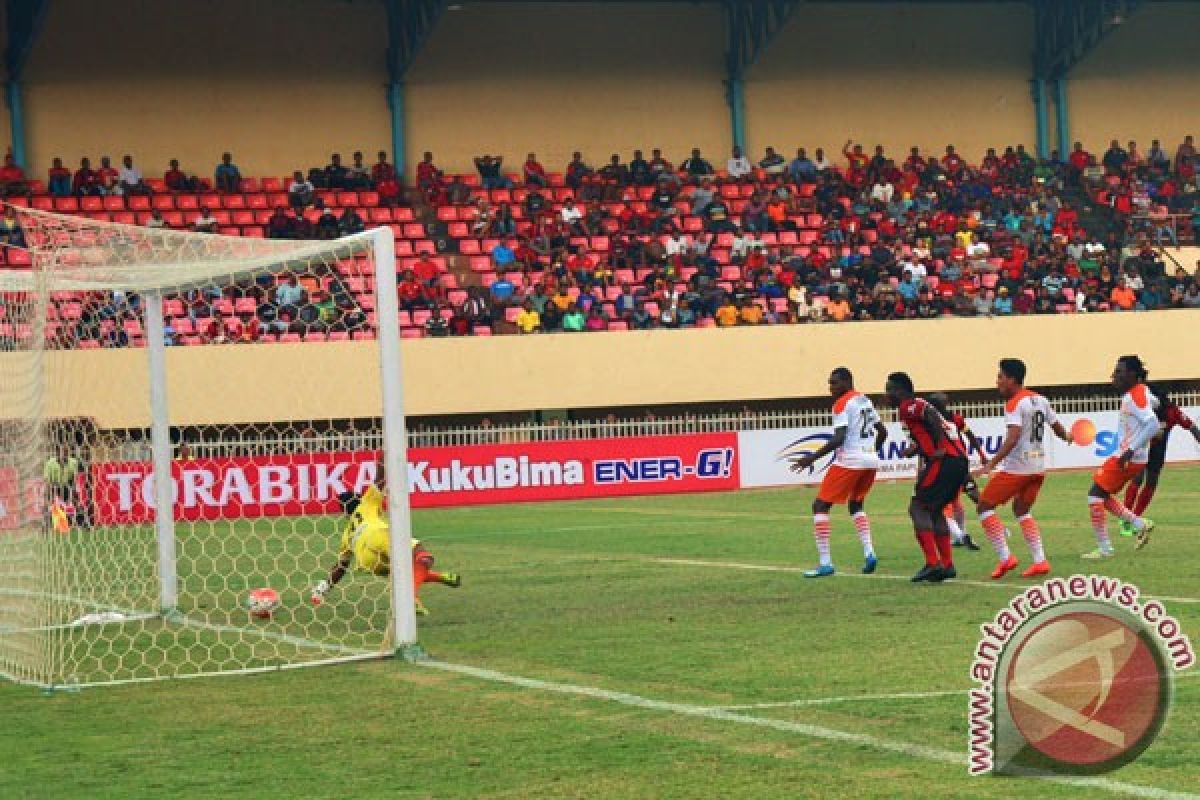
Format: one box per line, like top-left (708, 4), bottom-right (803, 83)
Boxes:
top-left (247, 588), bottom-right (281, 619)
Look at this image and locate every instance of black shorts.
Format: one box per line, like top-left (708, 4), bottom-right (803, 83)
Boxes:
top-left (914, 456), bottom-right (969, 509)
top-left (1146, 436), bottom-right (1167, 473)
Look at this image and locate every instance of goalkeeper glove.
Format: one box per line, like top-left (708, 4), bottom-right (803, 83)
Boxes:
top-left (311, 579), bottom-right (331, 606)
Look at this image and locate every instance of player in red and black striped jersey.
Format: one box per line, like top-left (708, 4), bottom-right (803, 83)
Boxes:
top-left (886, 372), bottom-right (969, 583)
top-left (928, 392), bottom-right (983, 551)
top-left (1120, 387), bottom-right (1200, 533)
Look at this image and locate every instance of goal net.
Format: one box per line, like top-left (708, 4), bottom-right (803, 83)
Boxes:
top-left (0, 207), bottom-right (417, 689)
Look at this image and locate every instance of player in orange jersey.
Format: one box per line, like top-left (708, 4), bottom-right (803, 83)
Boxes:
top-left (1084, 355), bottom-right (1159, 558)
top-left (791, 367), bottom-right (888, 577)
top-left (974, 359), bottom-right (1073, 579)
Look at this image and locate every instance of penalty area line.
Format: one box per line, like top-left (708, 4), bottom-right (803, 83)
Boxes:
top-left (649, 557), bottom-right (1200, 605)
top-left (418, 659), bottom-right (1200, 800)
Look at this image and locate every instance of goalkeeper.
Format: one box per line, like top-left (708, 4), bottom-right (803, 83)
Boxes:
top-left (310, 485), bottom-right (461, 615)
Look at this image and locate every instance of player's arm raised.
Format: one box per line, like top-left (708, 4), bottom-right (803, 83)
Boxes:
top-left (791, 427), bottom-right (846, 472)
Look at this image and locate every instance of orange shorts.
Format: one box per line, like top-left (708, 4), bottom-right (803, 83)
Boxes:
top-left (1092, 458), bottom-right (1146, 494)
top-left (817, 465), bottom-right (876, 505)
top-left (980, 471), bottom-right (1045, 507)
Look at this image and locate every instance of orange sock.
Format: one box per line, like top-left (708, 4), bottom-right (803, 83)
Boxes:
top-left (412, 559), bottom-right (431, 594)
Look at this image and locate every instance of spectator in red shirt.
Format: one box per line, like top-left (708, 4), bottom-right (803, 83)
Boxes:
top-left (0, 153), bottom-right (27, 197)
top-left (47, 157), bottom-right (72, 197)
top-left (371, 151), bottom-right (396, 185)
top-left (397, 269), bottom-right (429, 312)
top-left (1068, 141), bottom-right (1091, 174)
top-left (72, 157), bottom-right (102, 196)
top-left (1054, 202), bottom-right (1079, 237)
top-left (376, 170), bottom-right (402, 208)
top-left (412, 254), bottom-right (441, 289)
top-left (567, 245), bottom-right (595, 287)
top-left (842, 140), bottom-right (868, 171)
top-left (415, 151), bottom-right (443, 199)
top-left (941, 145), bottom-right (964, 178)
top-left (523, 153), bottom-right (548, 187)
top-left (164, 159), bottom-right (197, 192)
top-left (96, 156), bottom-right (119, 192)
top-left (904, 147), bottom-right (927, 172)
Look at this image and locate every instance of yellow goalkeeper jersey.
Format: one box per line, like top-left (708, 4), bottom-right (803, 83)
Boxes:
top-left (337, 486), bottom-right (419, 575)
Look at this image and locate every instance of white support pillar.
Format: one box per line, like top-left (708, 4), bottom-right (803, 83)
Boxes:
top-left (144, 291), bottom-right (177, 613)
top-left (370, 228), bottom-right (418, 650)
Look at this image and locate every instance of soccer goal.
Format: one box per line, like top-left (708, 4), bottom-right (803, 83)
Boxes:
top-left (0, 208), bottom-right (418, 690)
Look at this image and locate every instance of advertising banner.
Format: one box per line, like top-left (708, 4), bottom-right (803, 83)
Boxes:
top-left (91, 433), bottom-right (739, 522)
top-left (738, 408), bottom-right (1200, 489)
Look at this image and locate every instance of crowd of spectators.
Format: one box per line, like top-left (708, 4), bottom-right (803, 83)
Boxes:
top-left (408, 136), bottom-right (1200, 333)
top-left (0, 135), bottom-right (1198, 346)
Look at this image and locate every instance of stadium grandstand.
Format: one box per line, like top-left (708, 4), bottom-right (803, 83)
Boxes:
top-left (3, 2), bottom-right (1200, 798)
top-left (0, 0), bottom-right (1197, 346)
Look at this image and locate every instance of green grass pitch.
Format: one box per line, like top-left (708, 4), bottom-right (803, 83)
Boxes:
top-left (2, 468), bottom-right (1198, 799)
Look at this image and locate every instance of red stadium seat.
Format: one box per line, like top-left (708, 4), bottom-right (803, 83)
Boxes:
top-left (102, 196), bottom-right (126, 211)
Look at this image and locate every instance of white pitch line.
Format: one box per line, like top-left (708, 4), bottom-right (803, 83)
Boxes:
top-left (651, 557), bottom-right (1200, 605)
top-left (714, 688), bottom-right (968, 711)
top-left (419, 659), bottom-right (1200, 800)
top-left (711, 670), bottom-right (1200, 712)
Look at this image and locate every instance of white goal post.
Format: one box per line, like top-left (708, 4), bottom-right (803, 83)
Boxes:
top-left (0, 208), bottom-right (418, 689)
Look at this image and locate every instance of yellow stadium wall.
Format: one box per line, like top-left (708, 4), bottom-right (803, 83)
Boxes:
top-left (1069, 2), bottom-right (1199, 153)
top-left (33, 311), bottom-right (1199, 430)
top-left (12, 1), bottom-right (1193, 181)
top-left (22, 0), bottom-right (392, 183)
top-left (404, 2), bottom-right (728, 178)
top-left (17, 1), bottom-right (1042, 180)
top-left (746, 3), bottom-right (1036, 162)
